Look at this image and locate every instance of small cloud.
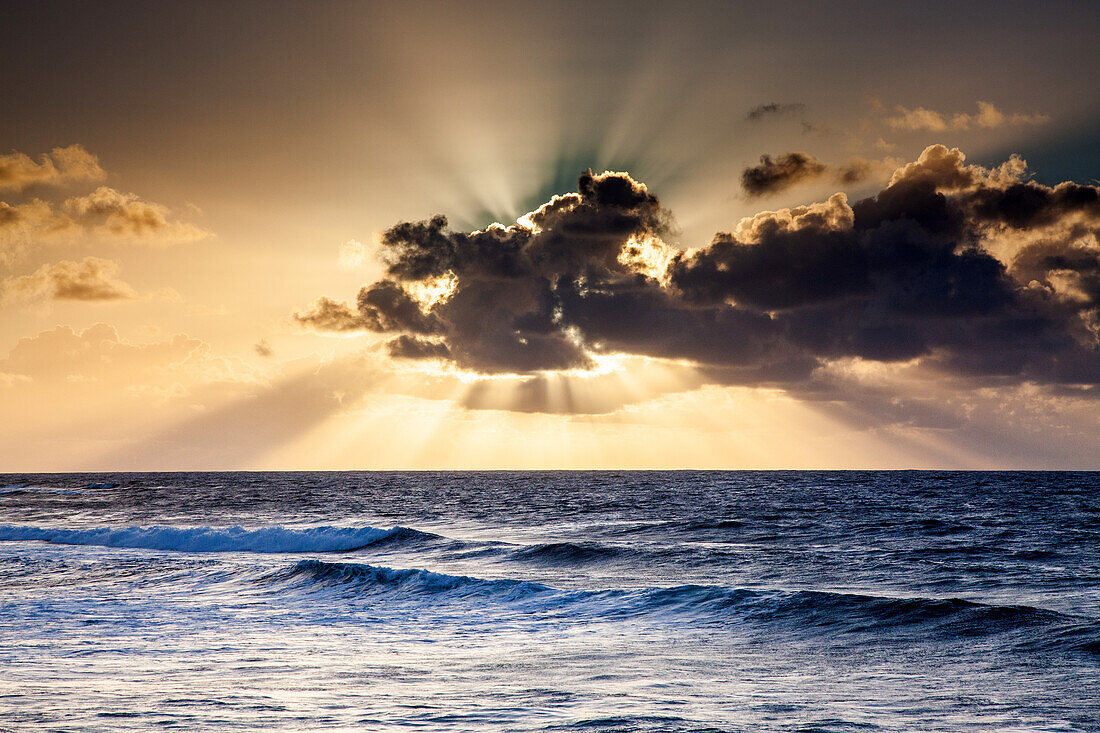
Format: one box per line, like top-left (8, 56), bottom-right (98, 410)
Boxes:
top-left (150, 287), bottom-right (183, 303)
top-left (254, 340), bottom-right (274, 358)
top-left (740, 153), bottom-right (889, 197)
top-left (835, 157), bottom-right (877, 185)
top-left (0, 145), bottom-right (106, 192)
top-left (63, 186), bottom-right (211, 243)
top-left (2, 257), bottom-right (138, 303)
top-left (1, 187), bottom-right (211, 264)
top-left (0, 372), bottom-right (32, 388)
top-left (338, 238), bottom-right (367, 268)
top-left (888, 106), bottom-right (950, 131)
top-left (293, 296), bottom-right (370, 333)
top-left (741, 152), bottom-right (828, 197)
top-left (887, 101), bottom-right (1050, 131)
top-left (746, 102), bottom-right (806, 121)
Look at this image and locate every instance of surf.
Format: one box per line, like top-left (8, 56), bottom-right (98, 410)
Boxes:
top-left (0, 524), bottom-right (440, 554)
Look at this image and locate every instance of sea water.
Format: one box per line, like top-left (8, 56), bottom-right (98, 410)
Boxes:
top-left (0, 471), bottom-right (1096, 731)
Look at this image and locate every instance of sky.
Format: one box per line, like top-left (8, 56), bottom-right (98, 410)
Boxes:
top-left (2, 0), bottom-right (1099, 470)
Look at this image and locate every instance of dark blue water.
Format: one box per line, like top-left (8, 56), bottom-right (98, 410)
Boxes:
top-left (0, 472), bottom-right (1097, 731)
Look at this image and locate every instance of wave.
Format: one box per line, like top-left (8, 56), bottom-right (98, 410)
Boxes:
top-left (509, 542), bottom-right (622, 565)
top-left (269, 559), bottom-right (550, 600)
top-left (262, 560), bottom-right (1098, 651)
top-left (0, 524), bottom-right (440, 554)
top-left (0, 523), bottom-right (638, 566)
top-left (684, 519), bottom-right (746, 530)
top-left (0, 484), bottom-right (84, 496)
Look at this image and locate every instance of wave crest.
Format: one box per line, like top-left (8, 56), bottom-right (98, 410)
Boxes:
top-left (271, 559), bottom-right (550, 600)
top-left (0, 524), bottom-right (439, 553)
top-left (259, 559), bottom-right (1093, 651)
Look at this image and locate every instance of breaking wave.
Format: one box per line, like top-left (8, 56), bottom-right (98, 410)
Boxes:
top-left (0, 524), bottom-right (440, 553)
top-left (262, 559), bottom-right (1099, 651)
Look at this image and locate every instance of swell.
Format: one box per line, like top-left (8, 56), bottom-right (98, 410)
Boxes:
top-left (507, 541), bottom-right (624, 565)
top-left (267, 558), bottom-right (551, 600)
top-left (0, 524), bottom-right (440, 554)
top-left (264, 559), bottom-right (1099, 651)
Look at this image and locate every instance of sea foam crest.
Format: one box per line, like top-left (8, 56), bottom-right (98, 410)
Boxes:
top-left (0, 524), bottom-right (437, 553)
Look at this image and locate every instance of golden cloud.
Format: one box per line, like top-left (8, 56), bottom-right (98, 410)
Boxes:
top-left (2, 257), bottom-right (139, 303)
top-left (0, 145), bottom-right (106, 192)
top-left (887, 101), bottom-right (1050, 131)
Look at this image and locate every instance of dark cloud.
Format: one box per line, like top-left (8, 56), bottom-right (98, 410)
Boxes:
top-left (293, 297), bottom-right (367, 332)
top-left (297, 147), bottom-right (1100, 394)
top-left (965, 181), bottom-right (1100, 230)
top-left (741, 152), bottom-right (827, 197)
top-left (387, 335), bottom-right (450, 360)
top-left (746, 103), bottom-right (805, 121)
top-left (740, 153), bottom-right (884, 197)
top-left (836, 158), bottom-right (874, 185)
top-left (358, 280), bottom-right (443, 334)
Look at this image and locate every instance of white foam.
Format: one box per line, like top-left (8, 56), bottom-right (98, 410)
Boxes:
top-left (0, 524), bottom-right (417, 553)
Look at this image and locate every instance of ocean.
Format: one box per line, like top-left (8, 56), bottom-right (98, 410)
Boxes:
top-left (0, 471), bottom-right (1097, 732)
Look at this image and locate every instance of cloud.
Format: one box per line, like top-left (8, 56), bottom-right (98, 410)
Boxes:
top-left (295, 147), bottom-right (1100, 402)
top-left (254, 340), bottom-right (274, 357)
top-left (338, 238), bottom-right (368, 268)
top-left (0, 145), bottom-right (105, 192)
top-left (746, 102), bottom-right (805, 121)
top-left (835, 158), bottom-right (875, 185)
top-left (1, 186), bottom-right (211, 263)
top-left (0, 199), bottom-right (80, 263)
top-left (0, 323), bottom-right (215, 384)
top-left (294, 296), bottom-right (373, 332)
top-left (0, 322), bottom-right (267, 467)
top-left (2, 257), bottom-right (138, 302)
top-left (887, 101), bottom-right (1051, 131)
top-left (63, 186), bottom-right (211, 243)
top-left (741, 153), bottom-right (828, 197)
top-left (740, 153), bottom-right (890, 197)
top-left (386, 334), bottom-right (450, 360)
top-left (0, 146), bottom-right (209, 262)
